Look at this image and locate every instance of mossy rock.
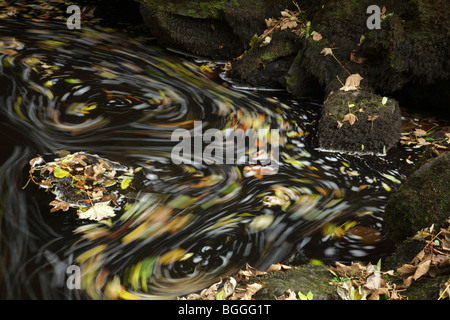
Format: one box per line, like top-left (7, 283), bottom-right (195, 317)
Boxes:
top-left (317, 89), bottom-right (402, 154)
top-left (250, 264), bottom-right (338, 300)
top-left (383, 237), bottom-right (450, 300)
top-left (384, 152), bottom-right (450, 243)
top-left (229, 29), bottom-right (300, 88)
top-left (138, 0), bottom-right (294, 59)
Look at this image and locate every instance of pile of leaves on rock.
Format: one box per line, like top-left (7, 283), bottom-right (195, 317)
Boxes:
top-left (327, 220), bottom-right (450, 300)
top-left (28, 152), bottom-right (141, 221)
top-left (179, 220), bottom-right (450, 300)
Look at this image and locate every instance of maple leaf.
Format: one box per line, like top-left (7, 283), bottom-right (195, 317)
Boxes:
top-left (340, 74), bottom-right (363, 91)
top-left (78, 202), bottom-right (116, 221)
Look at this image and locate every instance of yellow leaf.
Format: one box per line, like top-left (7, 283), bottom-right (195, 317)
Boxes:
top-left (159, 248), bottom-right (187, 265)
top-left (53, 166), bottom-right (70, 178)
top-left (121, 177), bottom-right (132, 189)
top-left (200, 65), bottom-right (213, 73)
top-left (76, 244), bottom-right (107, 264)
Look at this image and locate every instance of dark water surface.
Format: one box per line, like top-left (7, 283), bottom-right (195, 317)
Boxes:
top-left (0, 3), bottom-right (422, 299)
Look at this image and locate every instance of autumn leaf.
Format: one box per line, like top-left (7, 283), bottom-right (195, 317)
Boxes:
top-left (78, 202), bottom-right (116, 221)
top-left (350, 50), bottom-right (366, 64)
top-left (321, 47), bottom-right (333, 56)
top-left (280, 20), bottom-right (297, 30)
top-left (53, 166), bottom-right (70, 178)
top-left (340, 74), bottom-right (363, 91)
top-left (342, 113), bottom-right (358, 125)
top-left (413, 128), bottom-right (427, 137)
top-left (49, 199), bottom-right (70, 212)
top-left (260, 36), bottom-right (272, 47)
top-left (312, 32), bottom-right (322, 41)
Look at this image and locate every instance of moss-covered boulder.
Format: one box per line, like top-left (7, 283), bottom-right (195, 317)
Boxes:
top-left (138, 0), bottom-right (294, 59)
top-left (228, 29), bottom-right (300, 88)
top-left (317, 89), bottom-right (402, 154)
top-left (251, 264), bottom-right (337, 300)
top-left (384, 152), bottom-right (450, 243)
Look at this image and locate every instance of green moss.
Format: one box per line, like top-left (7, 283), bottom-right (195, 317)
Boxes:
top-left (286, 73), bottom-right (299, 87)
top-left (187, 9), bottom-right (197, 17)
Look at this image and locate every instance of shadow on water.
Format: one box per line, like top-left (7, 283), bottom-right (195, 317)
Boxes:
top-left (0, 2), bottom-right (425, 299)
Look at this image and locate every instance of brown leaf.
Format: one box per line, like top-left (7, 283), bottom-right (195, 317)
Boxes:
top-left (312, 32), bottom-right (322, 41)
top-left (49, 199), bottom-right (70, 213)
top-left (267, 263), bottom-right (292, 272)
top-left (280, 20), bottom-right (297, 30)
top-left (342, 113), bottom-right (358, 125)
top-left (340, 74), bottom-right (363, 91)
top-left (413, 129), bottom-right (427, 137)
top-left (276, 289), bottom-right (297, 300)
top-left (350, 50), bottom-right (366, 64)
top-left (397, 264), bottom-right (417, 276)
top-left (413, 260), bottom-right (431, 280)
top-left (235, 263), bottom-right (267, 281)
top-left (321, 47), bottom-right (333, 56)
top-left (330, 261), bottom-right (365, 278)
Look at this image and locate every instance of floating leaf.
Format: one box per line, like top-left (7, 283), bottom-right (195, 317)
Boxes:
top-left (382, 173), bottom-right (402, 184)
top-left (249, 215), bottom-right (274, 231)
top-left (65, 78), bottom-right (83, 84)
top-left (78, 202), bottom-right (116, 221)
top-left (159, 248), bottom-right (187, 265)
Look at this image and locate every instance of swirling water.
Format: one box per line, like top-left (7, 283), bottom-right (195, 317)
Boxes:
top-left (0, 6), bottom-right (418, 299)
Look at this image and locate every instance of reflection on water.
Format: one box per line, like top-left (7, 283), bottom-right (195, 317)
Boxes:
top-left (0, 4), bottom-right (419, 299)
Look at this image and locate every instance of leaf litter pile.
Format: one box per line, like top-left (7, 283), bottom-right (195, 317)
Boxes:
top-left (177, 219), bottom-right (450, 300)
top-left (28, 152), bottom-right (141, 221)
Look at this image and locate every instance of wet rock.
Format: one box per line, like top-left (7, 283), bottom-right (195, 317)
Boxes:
top-left (317, 89), bottom-right (402, 154)
top-left (138, 0), bottom-right (294, 59)
top-left (384, 152), bottom-right (450, 243)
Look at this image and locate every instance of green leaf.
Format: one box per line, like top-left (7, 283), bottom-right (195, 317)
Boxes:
top-left (216, 290), bottom-right (225, 300)
top-left (298, 291), bottom-right (313, 300)
top-left (65, 78), bottom-right (83, 84)
top-left (381, 97), bottom-right (388, 105)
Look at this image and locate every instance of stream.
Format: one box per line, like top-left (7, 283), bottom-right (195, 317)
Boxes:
top-left (0, 2), bottom-right (423, 299)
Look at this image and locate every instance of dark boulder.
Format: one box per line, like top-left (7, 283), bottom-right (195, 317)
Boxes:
top-left (317, 89), bottom-right (402, 154)
top-left (384, 152), bottom-right (450, 243)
